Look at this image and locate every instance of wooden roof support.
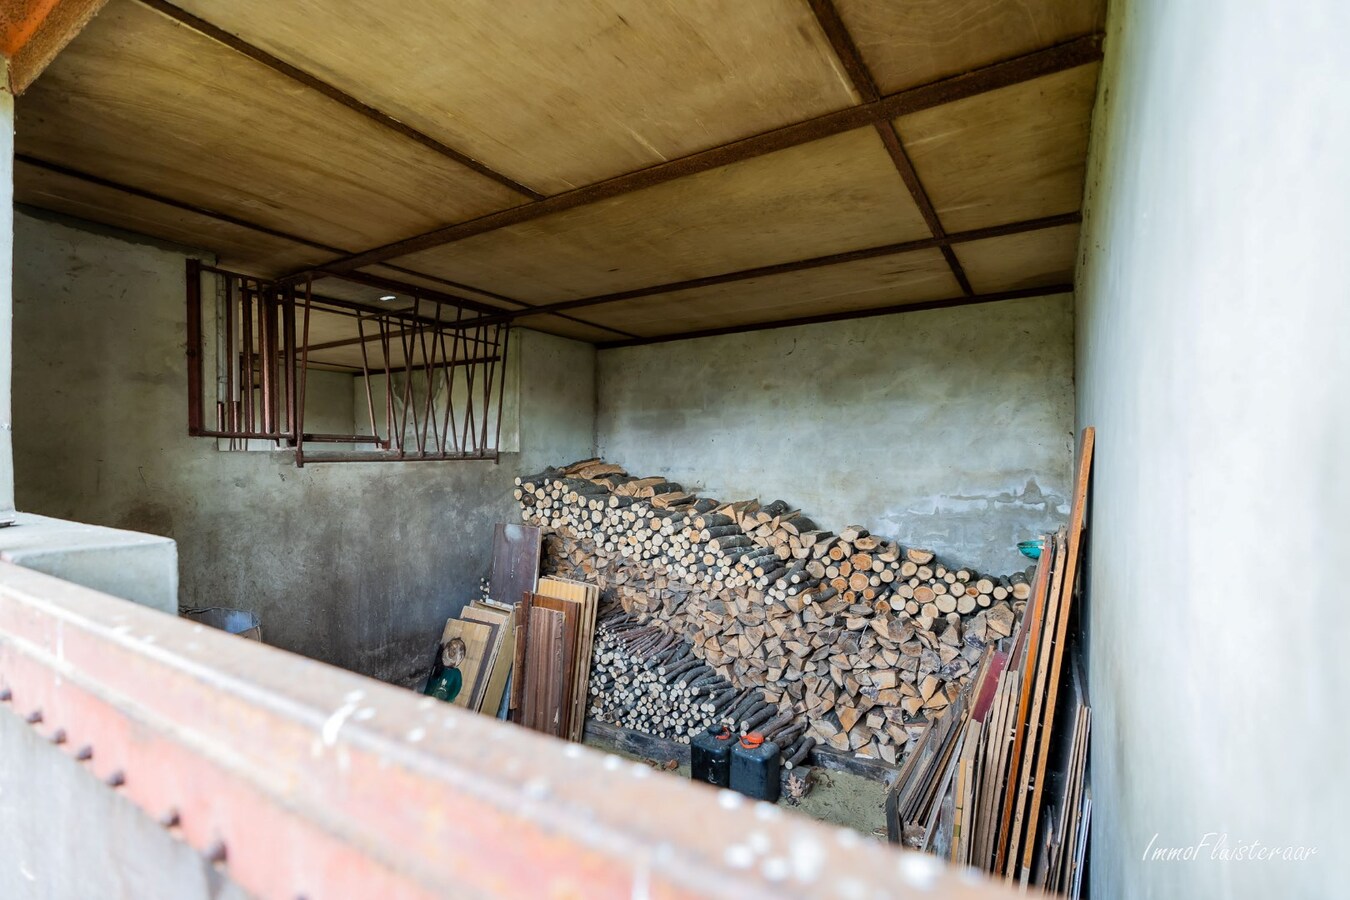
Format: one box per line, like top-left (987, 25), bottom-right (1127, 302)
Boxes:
top-left (299, 33), bottom-right (1103, 277)
top-left (16, 154), bottom-right (634, 338)
top-left (806, 0), bottom-right (974, 295)
top-left (132, 0), bottom-right (544, 201)
top-left (595, 284), bottom-right (1073, 349)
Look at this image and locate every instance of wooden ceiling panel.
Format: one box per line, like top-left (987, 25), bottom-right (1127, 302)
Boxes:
top-left (392, 127), bottom-right (930, 303)
top-left (14, 159), bottom-right (330, 275)
top-left (954, 223), bottom-right (1080, 294)
top-left (18, 0), bottom-right (525, 254)
top-left (583, 248), bottom-right (958, 336)
top-left (834, 0), bottom-right (1104, 94)
top-left (168, 0), bottom-right (860, 195)
top-left (896, 64), bottom-right (1100, 233)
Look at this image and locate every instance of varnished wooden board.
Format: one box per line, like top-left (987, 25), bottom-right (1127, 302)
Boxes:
top-left (393, 127), bottom-right (930, 303)
top-left (13, 159), bottom-right (330, 276)
top-left (527, 592), bottom-right (581, 739)
top-left (438, 619), bottom-right (493, 710)
top-left (954, 224), bottom-right (1081, 294)
top-left (491, 524), bottom-right (541, 609)
top-left (835, 0), bottom-right (1104, 94)
top-left (524, 606), bottom-right (564, 734)
top-left (170, 0), bottom-right (861, 194)
top-left (536, 576), bottom-right (598, 742)
top-left (897, 64), bottom-right (1101, 232)
top-left (586, 246), bottom-right (958, 336)
top-left (20, 0), bottom-right (524, 254)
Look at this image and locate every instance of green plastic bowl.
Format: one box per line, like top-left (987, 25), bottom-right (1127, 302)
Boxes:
top-left (1017, 539), bottom-right (1044, 560)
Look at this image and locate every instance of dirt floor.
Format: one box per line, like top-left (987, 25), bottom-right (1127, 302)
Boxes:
top-left (584, 733), bottom-right (892, 840)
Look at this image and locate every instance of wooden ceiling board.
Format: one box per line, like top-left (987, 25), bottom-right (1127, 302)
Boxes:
top-left (362, 266), bottom-right (519, 313)
top-left (392, 127), bottom-right (931, 303)
top-left (18, 0), bottom-right (525, 254)
top-left (14, 159), bottom-right (330, 275)
top-left (895, 64), bottom-right (1100, 233)
top-left (585, 247), bottom-right (958, 336)
top-left (168, 0), bottom-right (860, 195)
top-left (953, 223), bottom-right (1080, 294)
top-left (834, 0), bottom-right (1105, 94)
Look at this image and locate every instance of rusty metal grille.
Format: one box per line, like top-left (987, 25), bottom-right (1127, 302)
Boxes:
top-left (186, 261), bottom-right (513, 466)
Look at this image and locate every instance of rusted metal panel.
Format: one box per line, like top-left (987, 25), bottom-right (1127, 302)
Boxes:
top-left (0, 562), bottom-right (1016, 899)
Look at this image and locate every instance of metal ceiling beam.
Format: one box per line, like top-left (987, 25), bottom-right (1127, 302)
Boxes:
top-left (15, 155), bottom-right (635, 338)
top-left (132, 0), bottom-right (544, 201)
top-left (805, 0), bottom-right (974, 295)
top-left (301, 34), bottom-right (1103, 276)
top-left (595, 284), bottom-right (1074, 349)
top-left (474, 212), bottom-right (1080, 323)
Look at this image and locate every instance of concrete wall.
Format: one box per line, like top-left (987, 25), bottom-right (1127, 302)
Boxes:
top-left (1077, 1), bottom-right (1346, 896)
top-left (11, 208), bottom-right (595, 684)
top-left (598, 296), bottom-right (1075, 574)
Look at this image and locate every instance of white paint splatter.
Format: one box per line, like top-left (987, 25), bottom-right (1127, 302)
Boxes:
top-left (321, 702), bottom-right (358, 746)
top-left (898, 853), bottom-right (940, 891)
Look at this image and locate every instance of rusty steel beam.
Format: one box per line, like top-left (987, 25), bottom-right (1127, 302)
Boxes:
top-left (132, 0), bottom-right (542, 200)
top-left (451, 212), bottom-right (1081, 328)
top-left (16, 155), bottom-right (634, 338)
top-left (596, 284), bottom-right (1074, 349)
top-left (805, 0), bottom-right (974, 295)
top-left (305, 34), bottom-right (1103, 275)
top-left (0, 563), bottom-right (1015, 898)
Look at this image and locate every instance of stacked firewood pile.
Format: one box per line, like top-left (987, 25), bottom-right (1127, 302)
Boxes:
top-left (590, 613), bottom-right (814, 765)
top-left (516, 459), bottom-right (1031, 763)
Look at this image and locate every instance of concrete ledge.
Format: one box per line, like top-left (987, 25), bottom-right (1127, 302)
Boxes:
top-left (0, 513), bottom-right (177, 614)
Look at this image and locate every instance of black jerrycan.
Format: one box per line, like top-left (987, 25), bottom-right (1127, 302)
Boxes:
top-left (729, 732), bottom-right (780, 802)
top-left (691, 725), bottom-right (735, 787)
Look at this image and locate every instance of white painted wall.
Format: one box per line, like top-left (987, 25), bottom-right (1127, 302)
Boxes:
top-left (598, 295), bottom-right (1075, 574)
top-left (1077, 1), bottom-right (1348, 896)
top-left (0, 68), bottom-right (14, 521)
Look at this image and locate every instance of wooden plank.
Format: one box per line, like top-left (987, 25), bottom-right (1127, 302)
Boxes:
top-left (463, 603), bottom-right (515, 717)
top-left (20, 0), bottom-right (524, 252)
top-left (897, 64), bottom-right (1101, 232)
top-left (509, 591), bottom-right (533, 718)
top-left (491, 523), bottom-right (541, 608)
top-left (1003, 530), bottom-right (1068, 875)
top-left (584, 248), bottom-right (958, 337)
top-left (993, 534), bottom-right (1059, 874)
top-left (527, 592), bottom-right (581, 739)
top-left (953, 223), bottom-right (1081, 294)
top-left (1018, 427), bottom-right (1094, 886)
top-left (835, 0), bottom-right (1104, 94)
top-left (13, 158), bottom-right (330, 276)
top-left (393, 127), bottom-right (929, 304)
top-left (537, 576), bottom-right (598, 742)
top-left (524, 606), bottom-right (563, 734)
top-left (169, 0), bottom-right (860, 195)
top-left (438, 619), bottom-right (492, 710)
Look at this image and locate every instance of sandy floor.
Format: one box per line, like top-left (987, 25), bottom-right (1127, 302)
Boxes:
top-left (584, 733), bottom-right (891, 840)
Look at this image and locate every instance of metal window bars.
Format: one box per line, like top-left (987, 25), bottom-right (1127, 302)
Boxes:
top-left (186, 260), bottom-right (512, 466)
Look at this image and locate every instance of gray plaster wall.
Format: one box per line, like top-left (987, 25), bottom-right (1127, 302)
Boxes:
top-left (11, 209), bottom-right (595, 684)
top-left (1076, 1), bottom-right (1346, 896)
top-left (597, 296), bottom-right (1075, 574)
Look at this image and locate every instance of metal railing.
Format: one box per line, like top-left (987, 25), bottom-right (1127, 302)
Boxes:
top-left (186, 261), bottom-right (512, 466)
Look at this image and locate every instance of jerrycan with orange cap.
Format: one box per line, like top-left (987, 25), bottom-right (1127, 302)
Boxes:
top-left (691, 725), bottom-right (735, 787)
top-left (729, 732), bottom-right (780, 802)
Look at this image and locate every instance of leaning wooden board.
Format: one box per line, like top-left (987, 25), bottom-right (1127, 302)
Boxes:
top-left (439, 619), bottom-right (493, 710)
top-left (463, 602), bottom-right (515, 716)
top-left (523, 592), bottom-right (581, 738)
top-left (1018, 426), bottom-right (1094, 885)
top-left (536, 575), bottom-right (599, 742)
